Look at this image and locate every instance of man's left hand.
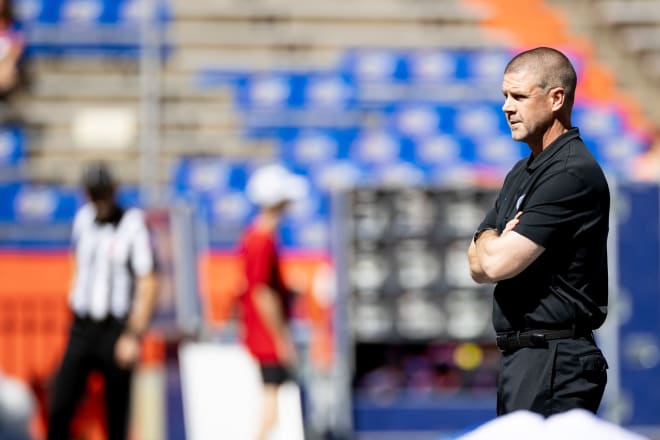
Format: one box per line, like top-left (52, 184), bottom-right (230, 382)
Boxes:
top-left (502, 211), bottom-right (522, 235)
top-left (114, 333), bottom-right (141, 369)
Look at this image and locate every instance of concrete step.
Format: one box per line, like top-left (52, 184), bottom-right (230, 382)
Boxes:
top-left (15, 97), bottom-right (239, 129)
top-left (171, 0), bottom-right (481, 22)
top-left (596, 0), bottom-right (660, 24)
top-left (169, 20), bottom-right (488, 48)
top-left (166, 33), bottom-right (503, 73)
top-left (20, 67), bottom-right (233, 100)
top-left (24, 124), bottom-right (268, 155)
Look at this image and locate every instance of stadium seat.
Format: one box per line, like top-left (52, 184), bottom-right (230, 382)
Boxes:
top-left (17, 0), bottom-right (170, 57)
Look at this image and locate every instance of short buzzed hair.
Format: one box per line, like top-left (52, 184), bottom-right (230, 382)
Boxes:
top-left (505, 47), bottom-right (577, 111)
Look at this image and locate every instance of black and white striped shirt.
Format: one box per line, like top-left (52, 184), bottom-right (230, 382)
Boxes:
top-left (69, 203), bottom-right (154, 320)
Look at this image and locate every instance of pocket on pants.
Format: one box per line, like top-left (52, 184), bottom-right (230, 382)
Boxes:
top-left (550, 342), bottom-right (608, 413)
top-left (579, 350), bottom-right (608, 384)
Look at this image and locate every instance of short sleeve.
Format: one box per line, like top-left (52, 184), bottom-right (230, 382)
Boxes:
top-left (128, 210), bottom-right (155, 276)
top-left (478, 190), bottom-right (503, 232)
top-left (71, 204), bottom-right (93, 245)
top-left (478, 205), bottom-right (498, 232)
top-left (514, 171), bottom-right (593, 247)
top-left (477, 165), bottom-right (520, 233)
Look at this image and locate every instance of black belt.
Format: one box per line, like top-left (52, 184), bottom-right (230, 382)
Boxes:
top-left (495, 327), bottom-right (591, 353)
top-left (74, 314), bottom-right (124, 326)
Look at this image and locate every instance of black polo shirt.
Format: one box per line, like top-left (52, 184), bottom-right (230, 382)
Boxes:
top-left (478, 128), bottom-right (610, 332)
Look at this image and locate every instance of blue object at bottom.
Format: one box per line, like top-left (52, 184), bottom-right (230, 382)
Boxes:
top-left (353, 394), bottom-right (496, 432)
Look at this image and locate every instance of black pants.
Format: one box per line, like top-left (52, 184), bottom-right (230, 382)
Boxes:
top-left (47, 316), bottom-right (132, 440)
top-left (497, 335), bottom-right (608, 416)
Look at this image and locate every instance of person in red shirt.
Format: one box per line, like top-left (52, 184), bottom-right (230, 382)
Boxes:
top-left (240, 163), bottom-right (308, 440)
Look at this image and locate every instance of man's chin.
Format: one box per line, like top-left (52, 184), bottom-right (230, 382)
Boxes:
top-left (509, 130), bottom-right (527, 142)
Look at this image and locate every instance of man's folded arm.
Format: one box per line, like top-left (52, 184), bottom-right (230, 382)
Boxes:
top-left (474, 229), bottom-right (545, 282)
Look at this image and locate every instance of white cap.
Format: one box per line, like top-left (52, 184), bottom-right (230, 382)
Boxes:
top-left (246, 164), bottom-right (309, 208)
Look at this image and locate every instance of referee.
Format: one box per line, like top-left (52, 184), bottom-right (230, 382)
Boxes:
top-left (468, 47), bottom-right (609, 416)
top-left (47, 162), bottom-right (159, 440)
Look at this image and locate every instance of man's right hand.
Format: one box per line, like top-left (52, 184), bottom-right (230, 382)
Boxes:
top-left (275, 332), bottom-right (298, 366)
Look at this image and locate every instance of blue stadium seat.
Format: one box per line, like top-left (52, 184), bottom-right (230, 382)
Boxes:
top-left (16, 0), bottom-right (170, 57)
top-left (0, 182), bottom-right (24, 221)
top-left (0, 126), bottom-right (25, 168)
top-left (591, 133), bottom-right (646, 177)
top-left (0, 183), bottom-right (78, 223)
top-left (279, 186), bottom-right (332, 249)
top-left (305, 159), bottom-right (369, 193)
top-left (461, 49), bottom-right (512, 83)
top-left (573, 103), bottom-right (643, 174)
top-left (403, 49), bottom-right (461, 84)
top-left (407, 134), bottom-right (469, 168)
top-left (470, 135), bottom-right (528, 167)
top-left (403, 49), bottom-right (512, 84)
top-left (116, 185), bottom-right (141, 208)
top-left (175, 159), bottom-right (333, 250)
top-left (339, 49), bottom-right (407, 83)
top-left (275, 128), bottom-right (356, 170)
top-left (573, 104), bottom-right (625, 139)
top-left (301, 73), bottom-right (356, 110)
top-left (0, 182), bottom-right (140, 224)
top-left (349, 129), bottom-right (404, 166)
top-left (172, 157), bottom-right (250, 196)
top-left (371, 160), bottom-right (428, 187)
top-left (0, 182), bottom-right (78, 247)
top-left (198, 191), bottom-right (254, 225)
top-left (233, 71), bottom-right (362, 137)
top-left (425, 161), bottom-right (479, 186)
top-left (452, 103), bottom-right (508, 140)
top-left (0, 181), bottom-right (144, 248)
top-left (279, 217), bottom-right (331, 250)
top-left (233, 72), bottom-right (303, 110)
top-left (195, 68), bottom-right (247, 90)
top-left (384, 104), bottom-right (456, 139)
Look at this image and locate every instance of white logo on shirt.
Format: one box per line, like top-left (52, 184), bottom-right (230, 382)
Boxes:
top-left (516, 194), bottom-right (526, 210)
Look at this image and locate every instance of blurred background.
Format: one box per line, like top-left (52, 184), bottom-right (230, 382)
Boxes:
top-left (1, 0), bottom-right (660, 439)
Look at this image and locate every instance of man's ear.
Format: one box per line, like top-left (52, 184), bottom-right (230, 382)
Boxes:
top-left (549, 87), bottom-right (565, 112)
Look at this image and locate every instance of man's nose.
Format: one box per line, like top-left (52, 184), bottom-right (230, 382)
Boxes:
top-left (502, 96), bottom-right (514, 113)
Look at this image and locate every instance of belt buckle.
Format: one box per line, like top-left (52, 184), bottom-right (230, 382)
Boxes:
top-left (496, 332), bottom-right (515, 352)
top-left (529, 332), bottom-right (548, 347)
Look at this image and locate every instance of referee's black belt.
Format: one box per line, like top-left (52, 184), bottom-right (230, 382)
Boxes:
top-left (495, 327), bottom-right (592, 352)
top-left (74, 314), bottom-right (124, 326)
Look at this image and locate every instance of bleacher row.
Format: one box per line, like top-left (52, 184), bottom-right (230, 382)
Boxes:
top-left (1, 44), bottom-right (649, 250)
top-left (15, 0), bottom-right (169, 56)
top-left (596, 0), bottom-right (660, 81)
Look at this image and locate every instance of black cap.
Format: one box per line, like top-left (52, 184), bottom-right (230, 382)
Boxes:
top-left (82, 161), bottom-right (115, 201)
